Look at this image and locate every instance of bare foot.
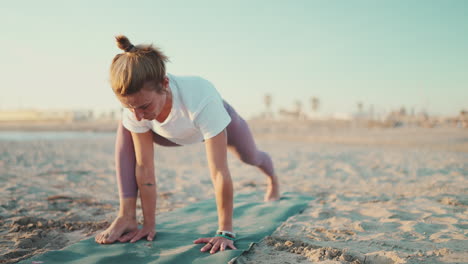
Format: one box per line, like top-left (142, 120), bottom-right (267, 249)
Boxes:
top-left (264, 175), bottom-right (280, 202)
top-left (95, 216), bottom-right (138, 244)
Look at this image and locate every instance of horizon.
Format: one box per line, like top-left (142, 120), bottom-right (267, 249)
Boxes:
top-left (1, 0), bottom-right (467, 119)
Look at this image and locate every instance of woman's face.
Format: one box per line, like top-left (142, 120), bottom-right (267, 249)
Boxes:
top-left (118, 79), bottom-right (169, 121)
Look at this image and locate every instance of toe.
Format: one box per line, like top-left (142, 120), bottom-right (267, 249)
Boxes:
top-left (119, 231), bottom-right (136, 243)
top-left (104, 234), bottom-right (118, 244)
top-left (118, 235), bottom-right (130, 243)
top-left (95, 233), bottom-right (103, 243)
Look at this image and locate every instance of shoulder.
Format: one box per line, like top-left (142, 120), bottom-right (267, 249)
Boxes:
top-left (169, 74), bottom-right (216, 92)
top-left (169, 74), bottom-right (222, 114)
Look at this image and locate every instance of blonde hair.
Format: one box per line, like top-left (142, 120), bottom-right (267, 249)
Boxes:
top-left (110, 35), bottom-right (169, 96)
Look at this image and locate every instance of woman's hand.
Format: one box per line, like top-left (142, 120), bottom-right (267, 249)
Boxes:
top-left (118, 225), bottom-right (156, 243)
top-left (193, 236), bottom-right (237, 254)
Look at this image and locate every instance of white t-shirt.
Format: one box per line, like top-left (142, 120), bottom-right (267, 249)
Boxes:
top-left (121, 74), bottom-right (231, 145)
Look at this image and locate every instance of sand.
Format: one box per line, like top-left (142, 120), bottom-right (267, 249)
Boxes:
top-left (0, 121), bottom-right (467, 263)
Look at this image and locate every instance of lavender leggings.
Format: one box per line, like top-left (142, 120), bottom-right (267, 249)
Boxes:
top-left (115, 101), bottom-right (275, 198)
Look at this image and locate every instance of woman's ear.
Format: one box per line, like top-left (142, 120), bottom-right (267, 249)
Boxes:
top-left (163, 76), bottom-right (169, 89)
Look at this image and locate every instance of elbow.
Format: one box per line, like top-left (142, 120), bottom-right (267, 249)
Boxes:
top-left (212, 169), bottom-right (233, 195)
top-left (212, 168), bottom-right (232, 185)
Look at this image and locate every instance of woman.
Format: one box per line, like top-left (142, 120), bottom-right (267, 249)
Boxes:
top-left (94, 35), bottom-right (280, 254)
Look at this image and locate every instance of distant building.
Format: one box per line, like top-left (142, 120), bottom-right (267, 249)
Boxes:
top-left (0, 110), bottom-right (73, 122)
top-left (0, 109), bottom-right (121, 123)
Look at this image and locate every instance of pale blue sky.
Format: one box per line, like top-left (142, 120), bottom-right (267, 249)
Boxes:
top-left (1, 0), bottom-right (467, 118)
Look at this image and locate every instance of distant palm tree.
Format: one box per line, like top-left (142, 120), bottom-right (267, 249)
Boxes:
top-left (399, 106), bottom-right (407, 116)
top-left (264, 94), bottom-right (273, 118)
top-left (295, 100), bottom-right (303, 119)
top-left (264, 94), bottom-right (272, 109)
top-left (357, 102), bottom-right (363, 113)
top-left (310, 97), bottom-right (320, 112)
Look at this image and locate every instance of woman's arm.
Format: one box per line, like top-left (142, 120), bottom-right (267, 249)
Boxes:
top-left (194, 129), bottom-right (236, 254)
top-left (130, 130), bottom-right (157, 242)
top-left (204, 129), bottom-right (233, 232)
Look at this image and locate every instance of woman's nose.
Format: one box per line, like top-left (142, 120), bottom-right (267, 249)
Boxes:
top-left (133, 109), bottom-right (144, 121)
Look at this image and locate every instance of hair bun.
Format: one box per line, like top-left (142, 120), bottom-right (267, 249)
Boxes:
top-left (115, 35), bottom-right (135, 52)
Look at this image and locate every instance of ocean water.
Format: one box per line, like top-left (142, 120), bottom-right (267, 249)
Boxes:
top-left (0, 131), bottom-right (115, 141)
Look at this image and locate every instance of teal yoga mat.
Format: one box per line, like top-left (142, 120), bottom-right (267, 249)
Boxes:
top-left (21, 192), bottom-right (313, 264)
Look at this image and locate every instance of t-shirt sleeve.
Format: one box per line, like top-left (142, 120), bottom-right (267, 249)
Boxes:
top-left (194, 98), bottom-right (231, 140)
top-left (121, 108), bottom-right (151, 133)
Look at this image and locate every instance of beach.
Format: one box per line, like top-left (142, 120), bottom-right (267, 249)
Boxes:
top-left (0, 121), bottom-right (467, 263)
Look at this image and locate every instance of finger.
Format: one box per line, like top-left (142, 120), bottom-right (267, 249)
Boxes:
top-left (130, 231), bottom-right (146, 243)
top-left (201, 241), bottom-right (214, 252)
top-left (193, 237), bottom-right (211, 244)
top-left (228, 241), bottom-right (237, 250)
top-left (210, 242), bottom-right (221, 254)
top-left (147, 231), bottom-right (156, 241)
top-left (220, 242), bottom-right (226, 251)
top-left (119, 230), bottom-right (138, 243)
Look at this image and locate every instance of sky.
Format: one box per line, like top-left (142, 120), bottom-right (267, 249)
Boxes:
top-left (1, 0), bottom-right (467, 118)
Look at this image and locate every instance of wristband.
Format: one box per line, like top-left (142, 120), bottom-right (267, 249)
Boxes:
top-left (216, 230), bottom-right (236, 239)
top-left (215, 234), bottom-right (235, 241)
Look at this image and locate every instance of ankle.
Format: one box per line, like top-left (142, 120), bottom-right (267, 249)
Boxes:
top-left (267, 174), bottom-right (278, 184)
top-left (118, 197), bottom-right (137, 218)
top-left (117, 213), bottom-right (137, 221)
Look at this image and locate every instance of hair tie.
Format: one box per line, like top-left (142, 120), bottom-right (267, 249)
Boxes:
top-left (125, 44), bottom-right (134, 52)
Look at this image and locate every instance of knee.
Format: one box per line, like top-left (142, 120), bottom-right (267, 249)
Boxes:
top-left (239, 151), bottom-right (263, 166)
top-left (115, 123), bottom-right (134, 151)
